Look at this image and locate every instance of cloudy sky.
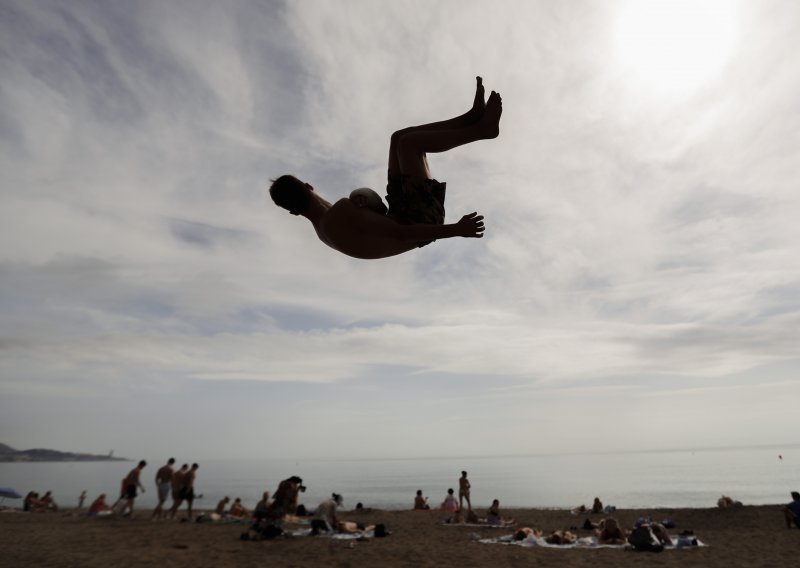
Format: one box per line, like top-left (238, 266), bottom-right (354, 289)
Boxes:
top-left (1, 0), bottom-right (799, 461)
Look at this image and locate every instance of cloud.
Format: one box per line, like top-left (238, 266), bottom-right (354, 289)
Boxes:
top-left (2, 0), bottom-right (800, 458)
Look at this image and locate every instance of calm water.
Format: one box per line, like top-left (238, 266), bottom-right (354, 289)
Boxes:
top-left (2, 445), bottom-right (797, 511)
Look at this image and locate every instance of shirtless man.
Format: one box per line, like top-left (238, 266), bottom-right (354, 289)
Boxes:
top-left (269, 77), bottom-right (502, 260)
top-left (171, 463), bottom-right (199, 520)
top-left (151, 457), bottom-right (175, 520)
top-left (121, 460), bottom-right (147, 518)
top-left (459, 470), bottom-right (472, 511)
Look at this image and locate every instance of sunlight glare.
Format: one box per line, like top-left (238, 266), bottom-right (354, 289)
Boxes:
top-left (613, 0), bottom-right (739, 97)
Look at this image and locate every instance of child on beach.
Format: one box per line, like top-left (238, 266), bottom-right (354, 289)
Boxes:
top-left (269, 77), bottom-right (502, 260)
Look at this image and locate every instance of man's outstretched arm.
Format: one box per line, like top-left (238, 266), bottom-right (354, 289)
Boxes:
top-left (359, 209), bottom-right (485, 243)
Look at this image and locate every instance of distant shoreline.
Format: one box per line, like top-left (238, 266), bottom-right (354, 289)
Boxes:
top-left (0, 444), bottom-right (128, 463)
top-left (0, 456), bottom-right (128, 463)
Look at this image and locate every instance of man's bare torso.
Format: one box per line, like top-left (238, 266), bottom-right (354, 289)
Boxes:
top-left (316, 198), bottom-right (417, 260)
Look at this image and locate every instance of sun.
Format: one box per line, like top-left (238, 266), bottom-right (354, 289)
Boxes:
top-left (613, 0), bottom-right (739, 97)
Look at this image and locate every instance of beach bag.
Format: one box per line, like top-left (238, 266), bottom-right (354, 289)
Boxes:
top-left (627, 526), bottom-right (664, 553)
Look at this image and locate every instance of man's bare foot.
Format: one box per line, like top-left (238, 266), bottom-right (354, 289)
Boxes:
top-left (480, 91), bottom-right (502, 139)
top-left (468, 76), bottom-right (486, 121)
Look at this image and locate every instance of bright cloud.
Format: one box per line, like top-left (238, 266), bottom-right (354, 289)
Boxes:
top-left (1, 0), bottom-right (799, 460)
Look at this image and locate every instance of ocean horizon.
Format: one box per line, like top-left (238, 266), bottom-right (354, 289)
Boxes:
top-left (3, 444), bottom-right (797, 512)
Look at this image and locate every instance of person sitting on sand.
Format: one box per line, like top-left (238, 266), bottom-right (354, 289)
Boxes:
top-left (649, 522), bottom-right (673, 545)
top-left (446, 508), bottom-right (465, 524)
top-left (40, 491), bottom-right (59, 512)
top-left (592, 497), bottom-right (603, 514)
top-left (269, 76), bottom-right (501, 260)
top-left (441, 488), bottom-right (459, 512)
top-left (414, 490), bottom-right (430, 510)
top-left (87, 494), bottom-right (112, 517)
top-left (311, 493), bottom-right (342, 535)
top-left (487, 499), bottom-right (514, 526)
top-left (783, 491), bottom-right (800, 528)
top-left (23, 492), bottom-right (44, 512)
top-left (229, 498), bottom-right (249, 518)
top-left (216, 496), bottom-right (230, 516)
top-left (596, 517), bottom-right (627, 545)
top-left (717, 495), bottom-right (742, 508)
top-left (253, 492), bottom-right (271, 520)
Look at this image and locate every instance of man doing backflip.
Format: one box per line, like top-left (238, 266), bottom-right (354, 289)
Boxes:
top-left (269, 77), bottom-right (502, 260)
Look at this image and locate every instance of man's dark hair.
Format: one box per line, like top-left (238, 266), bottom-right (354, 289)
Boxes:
top-left (168, 457), bottom-right (175, 464)
top-left (138, 460), bottom-right (147, 468)
top-left (792, 491), bottom-right (800, 500)
top-left (269, 175), bottom-right (311, 215)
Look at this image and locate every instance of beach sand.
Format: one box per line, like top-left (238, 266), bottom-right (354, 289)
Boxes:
top-left (1, 504), bottom-right (795, 567)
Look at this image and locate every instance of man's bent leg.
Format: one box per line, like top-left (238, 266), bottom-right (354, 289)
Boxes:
top-left (395, 92), bottom-right (501, 179)
top-left (387, 77), bottom-right (486, 175)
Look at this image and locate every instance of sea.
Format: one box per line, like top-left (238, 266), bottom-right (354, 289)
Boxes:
top-left (2, 445), bottom-right (797, 511)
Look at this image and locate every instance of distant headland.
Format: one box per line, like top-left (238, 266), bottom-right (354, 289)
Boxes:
top-left (0, 443), bottom-right (127, 463)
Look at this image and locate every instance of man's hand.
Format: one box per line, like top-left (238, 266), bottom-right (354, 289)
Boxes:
top-left (455, 212), bottom-right (485, 238)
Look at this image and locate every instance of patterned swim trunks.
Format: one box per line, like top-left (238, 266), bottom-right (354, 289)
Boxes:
top-left (385, 171), bottom-right (447, 248)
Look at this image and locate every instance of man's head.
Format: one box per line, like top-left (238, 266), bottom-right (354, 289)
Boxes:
top-left (792, 491), bottom-right (800, 501)
top-left (138, 460), bottom-right (147, 469)
top-left (168, 457), bottom-right (175, 465)
top-left (269, 175), bottom-right (313, 215)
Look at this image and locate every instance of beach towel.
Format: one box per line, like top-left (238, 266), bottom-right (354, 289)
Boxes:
top-left (479, 534), bottom-right (706, 550)
top-left (290, 528), bottom-right (375, 540)
top-left (439, 521), bottom-right (516, 528)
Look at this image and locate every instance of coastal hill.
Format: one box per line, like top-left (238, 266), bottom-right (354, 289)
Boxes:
top-left (0, 443), bottom-right (127, 463)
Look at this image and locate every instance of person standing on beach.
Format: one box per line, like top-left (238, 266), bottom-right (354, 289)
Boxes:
top-left (120, 460), bottom-right (147, 518)
top-left (459, 471), bottom-right (472, 511)
top-left (151, 457), bottom-right (175, 520)
top-left (170, 463), bottom-right (199, 520)
top-left (269, 476), bottom-right (305, 518)
top-left (78, 490), bottom-right (87, 510)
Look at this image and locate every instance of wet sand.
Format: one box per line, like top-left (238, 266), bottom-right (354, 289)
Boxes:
top-left (1, 504), bottom-right (795, 567)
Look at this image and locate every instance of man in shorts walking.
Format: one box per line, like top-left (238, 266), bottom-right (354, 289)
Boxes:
top-left (151, 457), bottom-right (175, 520)
top-left (170, 463), bottom-right (199, 520)
top-left (120, 460), bottom-right (146, 518)
top-left (269, 77), bottom-right (502, 260)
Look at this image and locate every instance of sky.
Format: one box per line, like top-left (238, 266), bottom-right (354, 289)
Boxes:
top-left (1, 0), bottom-right (799, 462)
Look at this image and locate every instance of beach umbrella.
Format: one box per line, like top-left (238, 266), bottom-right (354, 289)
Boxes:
top-left (0, 487), bottom-right (22, 505)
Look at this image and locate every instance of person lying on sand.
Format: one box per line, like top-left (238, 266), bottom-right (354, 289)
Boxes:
top-left (269, 77), bottom-right (501, 260)
top-left (512, 527), bottom-right (577, 545)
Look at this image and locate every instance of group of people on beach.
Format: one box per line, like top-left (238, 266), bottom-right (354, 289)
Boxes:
top-left (22, 490), bottom-right (58, 512)
top-left (66, 458), bottom-right (201, 520)
top-left (413, 471), bottom-right (514, 527)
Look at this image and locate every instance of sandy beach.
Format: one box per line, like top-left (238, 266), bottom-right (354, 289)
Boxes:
top-left (1, 504), bottom-right (795, 568)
